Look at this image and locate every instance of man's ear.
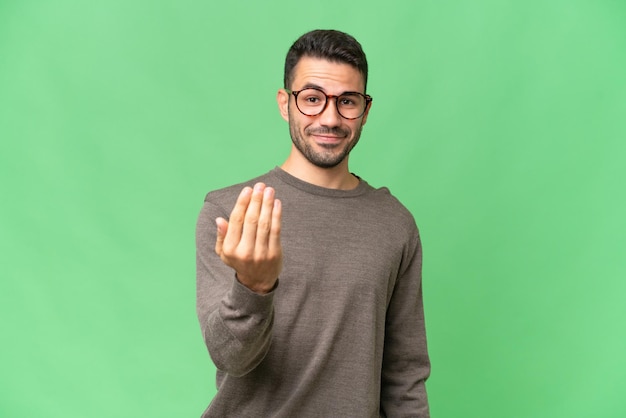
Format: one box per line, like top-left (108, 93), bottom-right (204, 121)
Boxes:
top-left (277, 89), bottom-right (289, 122)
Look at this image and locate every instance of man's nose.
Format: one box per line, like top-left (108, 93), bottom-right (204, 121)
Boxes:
top-left (318, 98), bottom-right (343, 127)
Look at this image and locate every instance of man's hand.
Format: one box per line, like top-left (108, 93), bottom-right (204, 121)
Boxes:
top-left (215, 182), bottom-right (283, 294)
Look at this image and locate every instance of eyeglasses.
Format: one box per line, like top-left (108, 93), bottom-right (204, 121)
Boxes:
top-left (286, 88), bottom-right (373, 120)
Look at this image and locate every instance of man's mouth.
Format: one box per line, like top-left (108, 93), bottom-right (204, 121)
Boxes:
top-left (312, 134), bottom-right (344, 145)
top-left (306, 128), bottom-right (349, 145)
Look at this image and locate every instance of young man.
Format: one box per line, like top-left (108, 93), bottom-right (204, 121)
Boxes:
top-left (196, 29), bottom-right (430, 417)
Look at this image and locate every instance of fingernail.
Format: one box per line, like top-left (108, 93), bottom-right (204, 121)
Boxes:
top-left (254, 183), bottom-right (265, 192)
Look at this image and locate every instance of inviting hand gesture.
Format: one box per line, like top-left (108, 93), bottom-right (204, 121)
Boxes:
top-left (215, 182), bottom-right (283, 294)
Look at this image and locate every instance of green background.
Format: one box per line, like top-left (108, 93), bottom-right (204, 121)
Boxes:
top-left (1, 0), bottom-right (625, 417)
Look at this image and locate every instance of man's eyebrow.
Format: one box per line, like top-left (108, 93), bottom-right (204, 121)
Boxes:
top-left (301, 82), bottom-right (325, 90)
top-left (300, 83), bottom-right (363, 95)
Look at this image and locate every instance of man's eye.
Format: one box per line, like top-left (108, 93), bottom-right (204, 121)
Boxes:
top-left (304, 96), bottom-right (321, 103)
top-left (340, 98), bottom-right (355, 106)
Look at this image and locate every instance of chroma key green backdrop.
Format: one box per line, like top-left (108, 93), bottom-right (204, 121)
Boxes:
top-left (1, 1), bottom-right (625, 417)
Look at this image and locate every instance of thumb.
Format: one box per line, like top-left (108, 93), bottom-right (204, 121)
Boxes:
top-left (214, 217), bottom-right (228, 255)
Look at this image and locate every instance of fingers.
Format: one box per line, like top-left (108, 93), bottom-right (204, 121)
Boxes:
top-left (241, 183), bottom-right (266, 247)
top-left (222, 186), bottom-right (253, 251)
top-left (255, 186), bottom-right (278, 251)
top-left (221, 183), bottom-right (280, 255)
top-left (268, 199), bottom-right (282, 256)
top-left (214, 182), bottom-right (283, 293)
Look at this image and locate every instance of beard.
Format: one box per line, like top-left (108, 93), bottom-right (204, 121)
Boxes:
top-left (288, 109), bottom-right (364, 169)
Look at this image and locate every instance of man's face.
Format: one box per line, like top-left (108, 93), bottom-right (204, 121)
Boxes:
top-left (279, 56), bottom-right (370, 169)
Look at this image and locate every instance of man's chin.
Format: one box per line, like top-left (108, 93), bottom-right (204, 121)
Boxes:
top-left (317, 142), bottom-right (342, 149)
top-left (307, 152), bottom-right (347, 169)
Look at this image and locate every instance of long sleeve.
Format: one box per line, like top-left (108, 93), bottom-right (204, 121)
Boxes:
top-left (196, 169), bottom-right (431, 417)
top-left (196, 200), bottom-right (275, 377)
top-left (380, 233), bottom-right (431, 417)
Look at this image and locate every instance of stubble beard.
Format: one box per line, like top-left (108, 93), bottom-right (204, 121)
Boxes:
top-left (288, 109), bottom-right (363, 169)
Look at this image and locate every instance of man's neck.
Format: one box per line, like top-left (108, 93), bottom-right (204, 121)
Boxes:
top-left (281, 155), bottom-right (359, 190)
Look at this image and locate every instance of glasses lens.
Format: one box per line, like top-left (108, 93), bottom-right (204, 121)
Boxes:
top-left (337, 93), bottom-right (366, 119)
top-left (296, 89), bottom-right (327, 116)
top-left (294, 88), bottom-right (368, 119)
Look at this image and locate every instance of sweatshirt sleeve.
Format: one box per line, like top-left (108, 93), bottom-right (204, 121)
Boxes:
top-left (195, 199), bottom-right (275, 377)
top-left (380, 232), bottom-right (431, 417)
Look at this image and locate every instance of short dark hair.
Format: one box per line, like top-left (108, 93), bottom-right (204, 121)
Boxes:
top-left (283, 29), bottom-right (368, 91)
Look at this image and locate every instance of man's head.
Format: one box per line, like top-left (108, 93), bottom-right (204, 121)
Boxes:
top-left (283, 30), bottom-right (368, 92)
top-left (278, 30), bottom-right (372, 171)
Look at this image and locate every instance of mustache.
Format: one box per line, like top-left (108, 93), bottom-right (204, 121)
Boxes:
top-left (305, 127), bottom-right (349, 137)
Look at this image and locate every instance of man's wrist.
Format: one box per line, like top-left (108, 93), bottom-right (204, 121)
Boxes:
top-left (235, 274), bottom-right (279, 295)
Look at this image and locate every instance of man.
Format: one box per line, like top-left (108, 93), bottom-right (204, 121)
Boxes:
top-left (196, 29), bottom-right (430, 417)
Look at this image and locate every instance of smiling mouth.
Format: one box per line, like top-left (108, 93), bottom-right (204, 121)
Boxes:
top-left (306, 126), bottom-right (349, 136)
top-left (309, 129), bottom-right (346, 138)
top-left (314, 134), bottom-right (343, 139)
top-left (311, 135), bottom-right (344, 147)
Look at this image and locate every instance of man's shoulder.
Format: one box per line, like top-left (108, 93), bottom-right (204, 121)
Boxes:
top-left (203, 171), bottom-right (273, 207)
top-left (365, 185), bottom-right (416, 220)
top-left (340, 182), bottom-right (420, 245)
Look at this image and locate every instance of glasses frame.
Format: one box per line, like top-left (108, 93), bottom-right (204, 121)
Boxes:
top-left (286, 88), bottom-right (373, 120)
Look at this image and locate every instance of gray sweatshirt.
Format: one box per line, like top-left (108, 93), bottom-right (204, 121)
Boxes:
top-left (196, 167), bottom-right (430, 417)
